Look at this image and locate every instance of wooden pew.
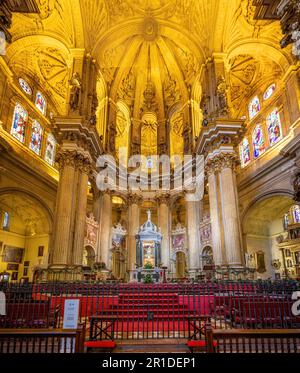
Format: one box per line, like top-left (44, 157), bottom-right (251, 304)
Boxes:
top-left (205, 324), bottom-right (300, 353)
top-left (0, 324), bottom-right (86, 353)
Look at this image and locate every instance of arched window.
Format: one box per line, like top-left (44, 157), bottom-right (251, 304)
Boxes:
top-left (263, 84), bottom-right (276, 101)
top-left (19, 78), bottom-right (32, 96)
top-left (45, 134), bottom-right (56, 166)
top-left (35, 91), bottom-right (47, 115)
top-left (252, 124), bottom-right (265, 158)
top-left (2, 212), bottom-right (9, 230)
top-left (239, 138), bottom-right (251, 168)
top-left (267, 109), bottom-right (282, 146)
top-left (249, 96), bottom-right (261, 120)
top-left (291, 205), bottom-right (300, 224)
top-left (11, 103), bottom-right (28, 143)
top-left (29, 120), bottom-right (43, 155)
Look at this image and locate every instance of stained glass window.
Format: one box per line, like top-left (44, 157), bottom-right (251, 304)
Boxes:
top-left (292, 205), bottom-right (300, 224)
top-left (44, 134), bottom-right (56, 166)
top-left (29, 120), bottom-right (43, 155)
top-left (267, 109), bottom-right (282, 146)
top-left (35, 91), bottom-right (46, 115)
top-left (19, 78), bottom-right (32, 96)
top-left (263, 84), bottom-right (276, 100)
top-left (252, 124), bottom-right (265, 158)
top-left (239, 138), bottom-right (251, 168)
top-left (11, 103), bottom-right (28, 143)
top-left (249, 96), bottom-right (261, 120)
top-left (2, 212), bottom-right (9, 230)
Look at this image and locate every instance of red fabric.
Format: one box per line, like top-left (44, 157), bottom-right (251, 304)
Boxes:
top-left (187, 340), bottom-right (218, 348)
top-left (85, 341), bottom-right (116, 348)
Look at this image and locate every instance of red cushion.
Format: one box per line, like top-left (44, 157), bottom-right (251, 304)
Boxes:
top-left (187, 340), bottom-right (218, 348)
top-left (85, 341), bottom-right (116, 349)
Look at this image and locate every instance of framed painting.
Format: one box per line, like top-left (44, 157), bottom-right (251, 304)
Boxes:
top-left (38, 246), bottom-right (44, 257)
top-left (11, 272), bottom-right (18, 281)
top-left (256, 251), bottom-right (266, 274)
top-left (7, 263), bottom-right (19, 271)
top-left (3, 246), bottom-right (24, 263)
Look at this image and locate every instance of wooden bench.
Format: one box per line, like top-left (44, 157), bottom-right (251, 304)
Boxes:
top-left (0, 324), bottom-right (85, 353)
top-left (205, 324), bottom-right (300, 353)
top-left (0, 302), bottom-right (61, 328)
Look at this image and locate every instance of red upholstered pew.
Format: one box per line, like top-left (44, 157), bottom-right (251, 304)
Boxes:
top-left (0, 301), bottom-right (60, 328)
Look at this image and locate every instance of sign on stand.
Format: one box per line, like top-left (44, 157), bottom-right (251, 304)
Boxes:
top-left (61, 299), bottom-right (80, 353)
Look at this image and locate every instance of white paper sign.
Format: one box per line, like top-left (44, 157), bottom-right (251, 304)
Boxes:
top-left (63, 299), bottom-right (80, 330)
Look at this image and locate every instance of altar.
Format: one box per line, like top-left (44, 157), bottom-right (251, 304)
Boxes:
top-left (131, 210), bottom-right (163, 282)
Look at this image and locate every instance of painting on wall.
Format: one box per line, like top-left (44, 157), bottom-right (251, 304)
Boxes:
top-left (11, 272), bottom-right (18, 281)
top-left (256, 251), bottom-right (266, 274)
top-left (7, 263), bottom-right (19, 271)
top-left (38, 246), bottom-right (44, 257)
top-left (3, 246), bottom-right (24, 263)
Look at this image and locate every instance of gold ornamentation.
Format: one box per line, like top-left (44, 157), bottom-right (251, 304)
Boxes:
top-left (142, 16), bottom-right (159, 42)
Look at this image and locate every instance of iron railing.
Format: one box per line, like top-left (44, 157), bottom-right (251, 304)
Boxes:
top-left (0, 280), bottom-right (299, 342)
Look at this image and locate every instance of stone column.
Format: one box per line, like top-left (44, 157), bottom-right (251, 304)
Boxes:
top-left (92, 188), bottom-right (103, 263)
top-left (51, 150), bottom-right (77, 266)
top-left (206, 162), bottom-right (225, 267)
top-left (127, 194), bottom-right (141, 271)
top-left (219, 154), bottom-right (243, 267)
top-left (99, 191), bottom-right (112, 269)
top-left (185, 193), bottom-right (201, 277)
top-left (72, 156), bottom-right (91, 266)
top-left (157, 194), bottom-right (170, 268)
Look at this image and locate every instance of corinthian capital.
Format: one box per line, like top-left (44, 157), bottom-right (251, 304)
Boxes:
top-left (205, 153), bottom-right (239, 175)
top-left (128, 193), bottom-right (143, 206)
top-left (76, 153), bottom-right (92, 174)
top-left (156, 193), bottom-right (170, 206)
top-left (55, 150), bottom-right (78, 169)
top-left (216, 153), bottom-right (239, 171)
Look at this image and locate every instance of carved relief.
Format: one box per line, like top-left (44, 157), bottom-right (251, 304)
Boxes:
top-left (164, 72), bottom-right (181, 110)
top-left (117, 71), bottom-right (136, 105)
top-left (85, 213), bottom-right (99, 248)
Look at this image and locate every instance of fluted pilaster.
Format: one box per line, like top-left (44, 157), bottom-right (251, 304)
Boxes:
top-left (157, 193), bottom-right (170, 268)
top-left (127, 193), bottom-right (142, 270)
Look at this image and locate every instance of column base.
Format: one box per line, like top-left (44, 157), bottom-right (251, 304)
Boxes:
top-left (45, 265), bottom-right (83, 282)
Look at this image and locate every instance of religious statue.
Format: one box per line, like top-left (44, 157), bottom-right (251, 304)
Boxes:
top-left (293, 173), bottom-right (300, 202)
top-left (216, 76), bottom-right (229, 117)
top-left (69, 73), bottom-right (82, 112)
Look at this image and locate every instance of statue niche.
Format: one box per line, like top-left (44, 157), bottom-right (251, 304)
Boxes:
top-left (69, 73), bottom-right (82, 112)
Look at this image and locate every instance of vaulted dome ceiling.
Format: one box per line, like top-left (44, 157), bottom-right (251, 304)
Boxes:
top-left (96, 14), bottom-right (202, 120)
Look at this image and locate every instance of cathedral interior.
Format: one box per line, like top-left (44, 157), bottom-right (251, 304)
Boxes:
top-left (0, 0), bottom-right (300, 284)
